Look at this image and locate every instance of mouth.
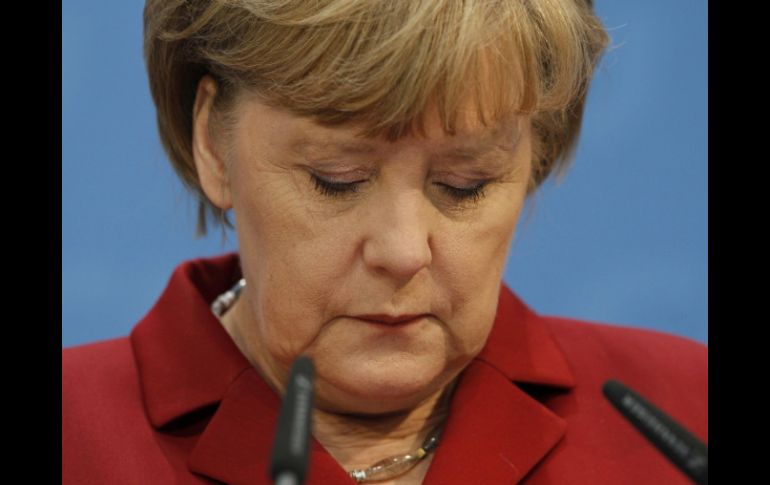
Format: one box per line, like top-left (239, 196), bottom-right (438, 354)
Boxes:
top-left (352, 314), bottom-right (430, 326)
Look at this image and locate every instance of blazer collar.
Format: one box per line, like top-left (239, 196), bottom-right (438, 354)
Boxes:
top-left (130, 252), bottom-right (253, 429)
top-left (477, 282), bottom-right (576, 389)
top-left (131, 252), bottom-right (576, 483)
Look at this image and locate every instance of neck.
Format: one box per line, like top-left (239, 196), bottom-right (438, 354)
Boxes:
top-left (311, 378), bottom-right (456, 471)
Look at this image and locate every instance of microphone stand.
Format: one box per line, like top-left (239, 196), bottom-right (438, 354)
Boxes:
top-left (270, 356), bottom-right (316, 485)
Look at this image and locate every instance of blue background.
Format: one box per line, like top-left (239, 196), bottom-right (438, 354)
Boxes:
top-left (62, 1), bottom-right (708, 347)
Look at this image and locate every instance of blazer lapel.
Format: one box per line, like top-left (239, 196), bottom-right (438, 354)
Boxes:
top-left (422, 284), bottom-right (576, 484)
top-left (187, 368), bottom-right (353, 485)
top-left (424, 359), bottom-right (568, 485)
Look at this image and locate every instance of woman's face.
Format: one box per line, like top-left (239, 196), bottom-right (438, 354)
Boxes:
top-left (194, 78), bottom-right (532, 415)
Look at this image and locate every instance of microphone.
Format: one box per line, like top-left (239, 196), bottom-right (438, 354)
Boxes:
top-left (602, 379), bottom-right (708, 485)
top-left (270, 356), bottom-right (316, 485)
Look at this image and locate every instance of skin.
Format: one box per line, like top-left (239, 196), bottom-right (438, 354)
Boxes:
top-left (192, 75), bottom-right (533, 482)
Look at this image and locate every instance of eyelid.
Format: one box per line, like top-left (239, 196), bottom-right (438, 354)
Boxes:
top-left (312, 172), bottom-right (488, 190)
top-left (434, 179), bottom-right (490, 192)
top-left (436, 179), bottom-right (489, 189)
top-left (309, 172), bottom-right (364, 198)
top-left (309, 170), bottom-right (493, 203)
top-left (311, 171), bottom-right (368, 184)
top-left (311, 166), bottom-right (371, 182)
top-left (436, 180), bottom-right (490, 203)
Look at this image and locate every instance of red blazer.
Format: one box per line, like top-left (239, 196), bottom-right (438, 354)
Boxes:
top-left (62, 252), bottom-right (708, 484)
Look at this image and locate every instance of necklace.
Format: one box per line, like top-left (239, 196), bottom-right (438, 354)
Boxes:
top-left (210, 278), bottom-right (445, 483)
top-left (347, 426), bottom-right (442, 483)
top-left (210, 278), bottom-right (247, 318)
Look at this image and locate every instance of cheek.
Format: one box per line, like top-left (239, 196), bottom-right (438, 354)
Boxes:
top-left (436, 199), bottom-right (522, 352)
top-left (234, 186), bottom-right (357, 365)
top-left (244, 241), bottom-right (350, 366)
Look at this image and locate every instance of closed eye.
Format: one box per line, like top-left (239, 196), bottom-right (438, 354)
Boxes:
top-left (435, 181), bottom-right (489, 203)
top-left (310, 173), bottom-right (363, 197)
top-left (310, 173), bottom-right (490, 203)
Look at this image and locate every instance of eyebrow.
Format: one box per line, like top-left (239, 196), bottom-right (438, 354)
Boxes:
top-left (289, 124), bottom-right (522, 160)
top-left (290, 139), bottom-right (379, 157)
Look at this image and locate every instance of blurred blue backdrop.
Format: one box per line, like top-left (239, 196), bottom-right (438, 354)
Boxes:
top-left (62, 0), bottom-right (707, 347)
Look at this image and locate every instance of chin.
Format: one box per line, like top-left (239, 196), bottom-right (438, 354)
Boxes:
top-left (313, 354), bottom-right (453, 414)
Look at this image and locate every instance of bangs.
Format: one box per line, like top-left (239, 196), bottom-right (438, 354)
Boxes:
top-left (188, 0), bottom-right (592, 142)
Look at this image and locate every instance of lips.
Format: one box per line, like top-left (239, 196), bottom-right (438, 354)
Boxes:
top-left (353, 314), bottom-right (429, 325)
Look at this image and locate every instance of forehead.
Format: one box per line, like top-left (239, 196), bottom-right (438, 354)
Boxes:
top-left (233, 89), bottom-right (528, 162)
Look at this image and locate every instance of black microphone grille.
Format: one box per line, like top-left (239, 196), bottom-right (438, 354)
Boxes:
top-left (602, 379), bottom-right (708, 485)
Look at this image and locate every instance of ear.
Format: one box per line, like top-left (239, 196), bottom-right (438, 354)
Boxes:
top-left (191, 74), bottom-right (233, 210)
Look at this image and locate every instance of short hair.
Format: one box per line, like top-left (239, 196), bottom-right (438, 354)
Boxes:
top-left (143, 0), bottom-right (610, 238)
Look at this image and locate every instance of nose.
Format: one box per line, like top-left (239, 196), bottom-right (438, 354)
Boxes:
top-left (361, 188), bottom-right (433, 282)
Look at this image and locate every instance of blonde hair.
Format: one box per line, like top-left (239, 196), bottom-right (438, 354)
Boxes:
top-left (143, 0), bottom-right (609, 237)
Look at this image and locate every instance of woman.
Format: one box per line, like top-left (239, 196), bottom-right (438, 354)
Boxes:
top-left (63, 1), bottom-right (707, 484)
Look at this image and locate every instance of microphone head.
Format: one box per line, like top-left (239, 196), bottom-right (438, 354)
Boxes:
top-left (602, 379), bottom-right (708, 485)
top-left (270, 356), bottom-right (315, 484)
